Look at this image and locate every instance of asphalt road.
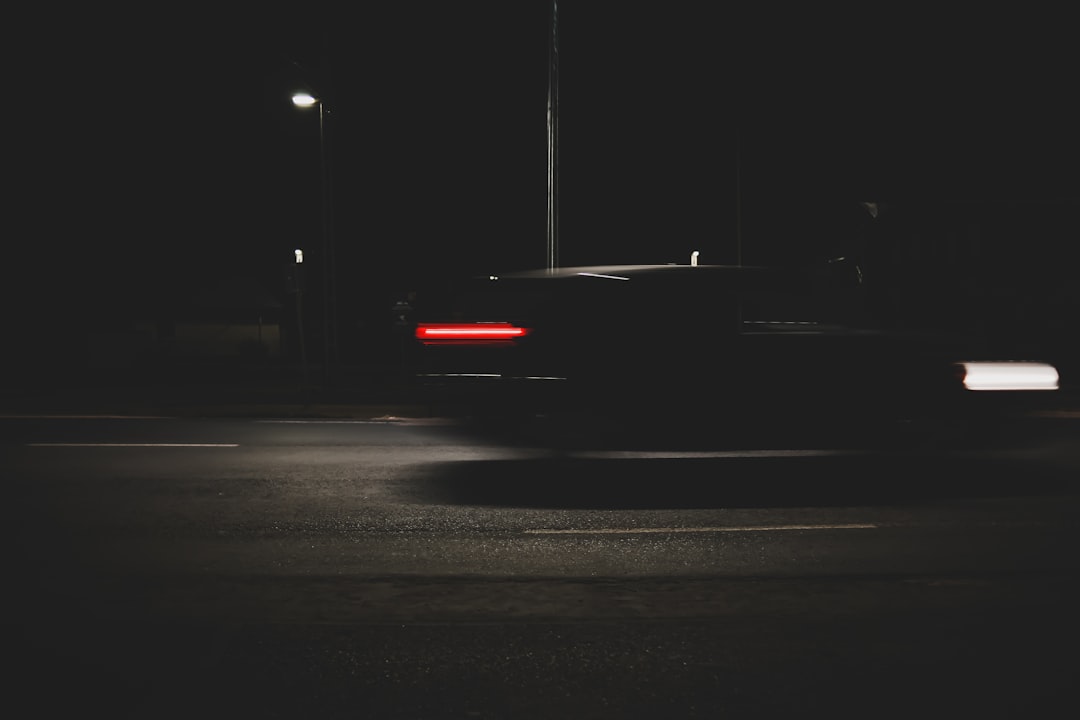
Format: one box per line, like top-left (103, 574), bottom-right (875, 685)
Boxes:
top-left (3, 411), bottom-right (1079, 718)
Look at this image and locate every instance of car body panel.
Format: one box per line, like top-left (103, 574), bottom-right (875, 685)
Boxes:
top-left (411, 264), bottom-right (1058, 447)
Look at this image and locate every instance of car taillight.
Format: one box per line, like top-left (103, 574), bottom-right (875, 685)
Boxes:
top-left (415, 322), bottom-right (531, 345)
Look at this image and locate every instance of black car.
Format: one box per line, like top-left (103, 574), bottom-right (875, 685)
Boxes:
top-left (412, 262), bottom-right (1059, 448)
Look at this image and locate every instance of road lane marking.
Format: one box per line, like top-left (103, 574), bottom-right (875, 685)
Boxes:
top-left (26, 443), bottom-right (239, 448)
top-left (0, 414), bottom-right (175, 420)
top-left (525, 524), bottom-right (877, 535)
top-left (256, 419), bottom-right (406, 424)
top-left (566, 449), bottom-right (872, 459)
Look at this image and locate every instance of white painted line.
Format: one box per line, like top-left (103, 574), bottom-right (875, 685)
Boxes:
top-left (0, 414), bottom-right (175, 420)
top-left (571, 449), bottom-right (869, 459)
top-left (256, 419), bottom-right (405, 424)
top-left (525, 524), bottom-right (877, 535)
top-left (27, 443), bottom-right (239, 448)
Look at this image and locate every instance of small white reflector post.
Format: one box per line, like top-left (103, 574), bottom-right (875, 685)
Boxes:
top-left (959, 362), bottom-right (1059, 391)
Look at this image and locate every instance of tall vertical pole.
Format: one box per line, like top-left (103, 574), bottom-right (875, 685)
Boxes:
top-left (319, 100), bottom-right (332, 388)
top-left (546, 0), bottom-right (559, 271)
top-left (322, 99), bottom-right (339, 377)
top-left (318, 32), bottom-right (338, 388)
top-left (735, 123), bottom-right (742, 267)
top-left (735, 123), bottom-right (743, 331)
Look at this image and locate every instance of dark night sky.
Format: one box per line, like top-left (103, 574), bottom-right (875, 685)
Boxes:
top-left (10, 3), bottom-right (1079, 356)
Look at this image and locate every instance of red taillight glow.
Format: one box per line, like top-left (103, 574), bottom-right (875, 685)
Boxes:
top-left (415, 322), bottom-right (531, 344)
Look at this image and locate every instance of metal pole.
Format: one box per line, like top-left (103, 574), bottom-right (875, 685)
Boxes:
top-left (736, 124), bottom-right (742, 267)
top-left (319, 100), bottom-right (331, 388)
top-left (735, 124), bottom-right (743, 332)
top-left (297, 286), bottom-right (308, 389)
top-left (324, 102), bottom-right (339, 372)
top-left (546, 0), bottom-right (559, 271)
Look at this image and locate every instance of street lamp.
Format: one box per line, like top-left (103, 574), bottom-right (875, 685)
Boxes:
top-left (291, 91), bottom-right (336, 389)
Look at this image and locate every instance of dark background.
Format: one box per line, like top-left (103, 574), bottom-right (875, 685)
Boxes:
top-left (8, 3), bottom-right (1078, 379)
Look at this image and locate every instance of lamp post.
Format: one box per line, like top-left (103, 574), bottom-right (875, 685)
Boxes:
top-left (546, 0), bottom-right (559, 271)
top-left (292, 248), bottom-right (308, 390)
top-left (291, 91), bottom-right (336, 389)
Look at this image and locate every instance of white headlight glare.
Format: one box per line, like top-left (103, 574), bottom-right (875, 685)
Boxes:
top-left (957, 362), bottom-right (1059, 391)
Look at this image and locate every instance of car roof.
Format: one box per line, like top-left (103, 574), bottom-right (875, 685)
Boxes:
top-left (470, 264), bottom-right (820, 293)
top-left (480, 264), bottom-right (784, 281)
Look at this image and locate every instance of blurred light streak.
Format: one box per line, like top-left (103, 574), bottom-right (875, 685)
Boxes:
top-left (958, 362), bottom-right (1059, 391)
